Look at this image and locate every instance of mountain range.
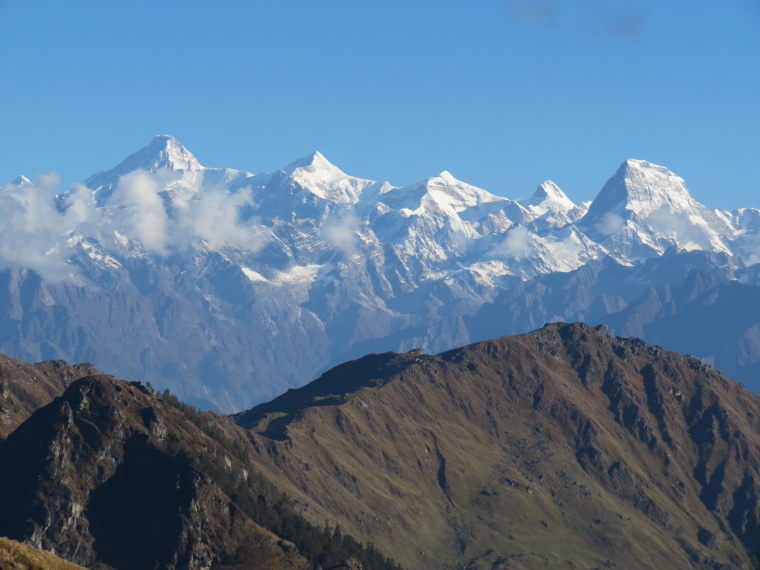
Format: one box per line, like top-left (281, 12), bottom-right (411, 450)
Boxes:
top-left (3, 136), bottom-right (760, 411)
top-left (1, 323), bottom-right (758, 568)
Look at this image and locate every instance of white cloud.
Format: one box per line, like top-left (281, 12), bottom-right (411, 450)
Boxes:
top-left (110, 169), bottom-right (169, 253)
top-left (103, 168), bottom-right (271, 254)
top-left (0, 167), bottom-right (273, 280)
top-left (0, 174), bottom-right (73, 280)
top-left (492, 225), bottom-right (533, 259)
top-left (644, 207), bottom-right (710, 250)
top-left (320, 211), bottom-right (361, 256)
top-left (61, 182), bottom-right (101, 230)
top-left (596, 212), bottom-right (625, 235)
top-left (183, 186), bottom-right (271, 252)
top-left (735, 233), bottom-right (760, 266)
top-left (35, 171), bottom-right (62, 192)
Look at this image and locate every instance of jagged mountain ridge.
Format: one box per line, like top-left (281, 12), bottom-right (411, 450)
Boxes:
top-left (236, 322), bottom-right (760, 569)
top-left (1, 324), bottom-right (759, 569)
top-left (0, 353), bottom-right (97, 440)
top-left (3, 136), bottom-right (760, 411)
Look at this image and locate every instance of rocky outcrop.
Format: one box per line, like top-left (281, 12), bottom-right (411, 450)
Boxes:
top-left (0, 376), bottom-right (309, 570)
top-left (0, 354), bottom-right (97, 440)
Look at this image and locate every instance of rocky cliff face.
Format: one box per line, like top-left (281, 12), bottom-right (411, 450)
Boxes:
top-left (0, 353), bottom-right (97, 440)
top-left (0, 375), bottom-right (310, 570)
top-left (239, 323), bottom-right (760, 569)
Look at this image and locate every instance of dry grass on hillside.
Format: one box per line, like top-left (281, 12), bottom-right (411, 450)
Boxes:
top-left (0, 537), bottom-right (86, 570)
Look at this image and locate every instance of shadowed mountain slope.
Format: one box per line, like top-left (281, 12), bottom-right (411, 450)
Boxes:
top-left (0, 374), bottom-right (399, 570)
top-left (0, 354), bottom-right (97, 440)
top-left (239, 322), bottom-right (760, 569)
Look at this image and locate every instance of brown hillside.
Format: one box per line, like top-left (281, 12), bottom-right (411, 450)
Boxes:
top-left (0, 354), bottom-right (97, 439)
top-left (0, 375), bottom-right (313, 570)
top-left (0, 536), bottom-right (87, 570)
top-left (239, 322), bottom-right (760, 569)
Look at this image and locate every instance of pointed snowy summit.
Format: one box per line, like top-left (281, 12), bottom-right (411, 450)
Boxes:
top-left (583, 159), bottom-right (699, 223)
top-left (277, 151), bottom-right (377, 204)
top-left (524, 181), bottom-right (575, 210)
top-left (413, 170), bottom-right (504, 215)
top-left (123, 134), bottom-right (203, 173)
top-left (576, 159), bottom-right (735, 259)
top-left (283, 151), bottom-right (343, 176)
top-left (10, 175), bottom-right (33, 187)
top-left (85, 135), bottom-right (203, 190)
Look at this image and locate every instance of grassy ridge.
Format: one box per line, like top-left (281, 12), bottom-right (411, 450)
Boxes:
top-left (0, 537), bottom-right (87, 570)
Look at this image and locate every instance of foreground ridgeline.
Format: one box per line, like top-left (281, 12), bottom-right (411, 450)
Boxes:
top-left (0, 323), bottom-right (758, 568)
top-left (0, 374), bottom-right (401, 570)
top-left (3, 137), bottom-right (760, 411)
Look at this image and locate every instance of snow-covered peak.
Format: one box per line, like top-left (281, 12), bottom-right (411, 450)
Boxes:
top-left (518, 181), bottom-right (579, 230)
top-left (585, 159), bottom-right (699, 222)
top-left (577, 159), bottom-right (736, 260)
top-left (523, 181), bottom-right (575, 210)
top-left (117, 135), bottom-right (203, 173)
top-left (278, 152), bottom-right (375, 204)
top-left (153, 135), bottom-right (202, 170)
top-left (85, 135), bottom-right (204, 190)
top-left (10, 175), bottom-right (32, 187)
top-left (418, 171), bottom-right (503, 215)
top-left (283, 151), bottom-right (338, 175)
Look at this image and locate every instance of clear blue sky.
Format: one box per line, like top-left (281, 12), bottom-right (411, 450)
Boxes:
top-left (1, 0), bottom-right (758, 208)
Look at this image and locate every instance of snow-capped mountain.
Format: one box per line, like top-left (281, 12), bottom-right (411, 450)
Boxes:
top-left (520, 180), bottom-right (589, 231)
top-left (2, 135), bottom-right (760, 411)
top-left (577, 159), bottom-right (738, 260)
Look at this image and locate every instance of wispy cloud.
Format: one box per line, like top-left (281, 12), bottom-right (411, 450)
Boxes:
top-left (182, 186), bottom-right (271, 252)
top-left (644, 208), bottom-right (713, 250)
top-left (502, 0), bottom-right (560, 27)
top-left (106, 168), bottom-right (272, 254)
top-left (0, 167), bottom-right (272, 280)
top-left (503, 0), bottom-right (646, 38)
top-left (599, 10), bottom-right (643, 38)
top-left (596, 212), bottom-right (625, 235)
top-left (0, 174), bottom-right (74, 280)
top-left (110, 169), bottom-right (170, 253)
top-left (320, 211), bottom-right (361, 257)
top-left (491, 225), bottom-right (534, 259)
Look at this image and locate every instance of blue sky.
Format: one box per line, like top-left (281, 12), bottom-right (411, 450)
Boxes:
top-left (1, 0), bottom-right (758, 208)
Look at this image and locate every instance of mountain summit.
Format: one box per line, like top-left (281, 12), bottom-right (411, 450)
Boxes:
top-left (524, 180), bottom-right (574, 210)
top-left (577, 159), bottom-right (736, 259)
top-left (273, 150), bottom-right (379, 204)
top-left (585, 159), bottom-right (698, 221)
top-left (283, 150), bottom-right (338, 175)
top-left (84, 135), bottom-right (203, 191)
